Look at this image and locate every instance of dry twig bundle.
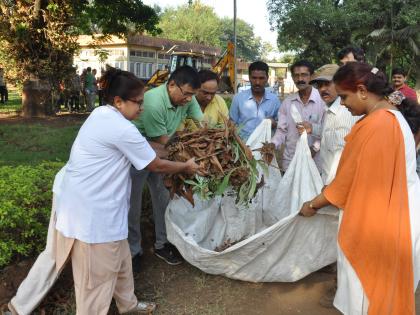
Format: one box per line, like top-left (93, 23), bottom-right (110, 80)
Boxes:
top-left (164, 120), bottom-right (272, 206)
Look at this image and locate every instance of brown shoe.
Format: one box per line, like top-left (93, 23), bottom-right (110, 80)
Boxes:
top-left (319, 287), bottom-right (336, 308)
top-left (122, 301), bottom-right (156, 314)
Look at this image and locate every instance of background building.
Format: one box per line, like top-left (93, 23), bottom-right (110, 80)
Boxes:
top-left (74, 34), bottom-right (221, 79)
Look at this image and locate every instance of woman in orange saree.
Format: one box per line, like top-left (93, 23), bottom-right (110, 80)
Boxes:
top-left (299, 63), bottom-right (420, 315)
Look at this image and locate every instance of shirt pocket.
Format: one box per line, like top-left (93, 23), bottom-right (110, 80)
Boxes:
top-left (309, 113), bottom-right (319, 123)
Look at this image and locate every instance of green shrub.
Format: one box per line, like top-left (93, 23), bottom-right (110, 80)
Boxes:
top-left (0, 161), bottom-right (64, 267)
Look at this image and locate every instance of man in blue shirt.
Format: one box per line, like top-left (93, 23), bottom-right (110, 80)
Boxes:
top-left (229, 61), bottom-right (281, 140)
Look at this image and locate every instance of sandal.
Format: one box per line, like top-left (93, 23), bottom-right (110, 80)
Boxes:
top-left (123, 301), bottom-right (157, 314)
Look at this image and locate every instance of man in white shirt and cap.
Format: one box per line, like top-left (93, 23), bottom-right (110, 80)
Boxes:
top-left (300, 64), bottom-right (359, 185)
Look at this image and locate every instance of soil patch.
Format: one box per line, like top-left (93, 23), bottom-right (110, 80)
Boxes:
top-left (0, 112), bottom-right (88, 127)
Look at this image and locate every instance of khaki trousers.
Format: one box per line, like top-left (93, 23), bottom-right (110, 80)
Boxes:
top-left (70, 237), bottom-right (138, 315)
top-left (10, 197), bottom-right (62, 315)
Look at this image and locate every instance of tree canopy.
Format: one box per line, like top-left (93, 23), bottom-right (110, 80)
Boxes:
top-left (158, 0), bottom-right (263, 61)
top-left (267, 0), bottom-right (420, 82)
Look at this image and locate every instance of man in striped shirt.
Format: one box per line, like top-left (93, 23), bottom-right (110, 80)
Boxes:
top-left (301, 64), bottom-right (359, 185)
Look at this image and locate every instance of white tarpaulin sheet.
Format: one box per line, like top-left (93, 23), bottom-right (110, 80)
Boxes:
top-left (166, 117), bottom-right (339, 282)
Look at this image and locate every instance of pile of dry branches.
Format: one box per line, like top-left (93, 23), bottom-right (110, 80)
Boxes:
top-left (164, 120), bottom-right (274, 206)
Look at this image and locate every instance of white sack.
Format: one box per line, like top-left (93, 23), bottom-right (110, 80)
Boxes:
top-left (166, 118), bottom-right (338, 282)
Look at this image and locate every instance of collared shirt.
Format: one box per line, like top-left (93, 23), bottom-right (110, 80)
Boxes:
top-left (271, 87), bottom-right (325, 171)
top-left (314, 97), bottom-right (359, 184)
top-left (397, 84), bottom-right (418, 102)
top-left (55, 105), bottom-right (156, 243)
top-left (229, 88), bottom-right (281, 140)
top-left (134, 84), bottom-right (203, 139)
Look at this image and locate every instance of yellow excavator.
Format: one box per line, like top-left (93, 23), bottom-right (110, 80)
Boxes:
top-left (146, 42), bottom-right (235, 92)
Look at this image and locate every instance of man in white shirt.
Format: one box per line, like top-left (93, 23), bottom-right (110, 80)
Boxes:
top-left (298, 64), bottom-right (358, 184)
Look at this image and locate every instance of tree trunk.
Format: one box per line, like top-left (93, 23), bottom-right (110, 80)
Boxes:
top-left (22, 79), bottom-right (54, 117)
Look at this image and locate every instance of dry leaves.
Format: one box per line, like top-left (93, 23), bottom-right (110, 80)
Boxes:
top-left (164, 120), bottom-right (267, 206)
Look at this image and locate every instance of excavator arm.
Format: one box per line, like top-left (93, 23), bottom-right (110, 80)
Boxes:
top-left (211, 41), bottom-right (235, 91)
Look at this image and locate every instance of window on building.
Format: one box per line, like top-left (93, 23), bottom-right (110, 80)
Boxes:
top-left (129, 62), bottom-right (135, 73)
top-left (130, 51), bottom-right (136, 57)
top-left (114, 61), bottom-right (124, 70)
top-left (135, 63), bottom-right (141, 78)
top-left (148, 63), bottom-right (153, 76)
top-left (142, 63), bottom-right (147, 78)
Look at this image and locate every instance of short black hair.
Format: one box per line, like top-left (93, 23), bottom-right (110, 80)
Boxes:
top-left (392, 67), bottom-right (407, 77)
top-left (87, 67), bottom-right (92, 72)
top-left (168, 65), bottom-right (200, 89)
top-left (337, 46), bottom-right (365, 62)
top-left (249, 61), bottom-right (269, 76)
top-left (100, 67), bottom-right (144, 105)
top-left (290, 60), bottom-right (315, 75)
top-left (198, 69), bottom-right (219, 84)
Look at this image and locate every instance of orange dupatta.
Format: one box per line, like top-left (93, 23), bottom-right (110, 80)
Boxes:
top-left (324, 109), bottom-right (414, 315)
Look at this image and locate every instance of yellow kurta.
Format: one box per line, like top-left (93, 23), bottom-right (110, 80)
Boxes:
top-left (178, 95), bottom-right (229, 130)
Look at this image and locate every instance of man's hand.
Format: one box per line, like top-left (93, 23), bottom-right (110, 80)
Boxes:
top-left (296, 121), bottom-right (312, 135)
top-left (299, 201), bottom-right (317, 217)
top-left (270, 118), bottom-right (277, 129)
top-left (184, 158), bottom-right (203, 175)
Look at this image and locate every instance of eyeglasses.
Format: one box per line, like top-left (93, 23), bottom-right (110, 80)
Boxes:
top-left (176, 83), bottom-right (195, 98)
top-left (126, 98), bottom-right (143, 106)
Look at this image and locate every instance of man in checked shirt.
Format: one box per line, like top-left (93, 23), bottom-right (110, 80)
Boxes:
top-left (271, 60), bottom-right (325, 172)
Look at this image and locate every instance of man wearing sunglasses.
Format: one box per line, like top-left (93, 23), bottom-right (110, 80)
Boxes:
top-left (129, 66), bottom-right (203, 270)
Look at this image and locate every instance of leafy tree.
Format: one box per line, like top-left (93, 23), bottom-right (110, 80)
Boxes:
top-left (158, 1), bottom-right (263, 61)
top-left (267, 0), bottom-right (419, 86)
top-left (158, 1), bottom-right (222, 47)
top-left (0, 0), bottom-right (160, 117)
top-left (219, 17), bottom-right (263, 61)
top-left (267, 0), bottom-right (351, 67)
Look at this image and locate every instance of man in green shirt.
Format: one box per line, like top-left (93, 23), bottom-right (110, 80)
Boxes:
top-left (129, 66), bottom-right (203, 269)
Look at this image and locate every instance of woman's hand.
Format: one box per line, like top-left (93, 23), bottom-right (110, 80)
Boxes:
top-left (299, 201), bottom-right (317, 217)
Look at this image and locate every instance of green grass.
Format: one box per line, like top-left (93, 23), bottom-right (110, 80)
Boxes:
top-left (0, 90), bottom-right (22, 113)
top-left (0, 123), bottom-right (81, 166)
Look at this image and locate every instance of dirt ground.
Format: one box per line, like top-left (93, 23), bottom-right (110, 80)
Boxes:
top-left (1, 114), bottom-right (420, 314)
top-left (1, 218), bottom-right (420, 315)
top-left (0, 112), bottom-right (89, 126)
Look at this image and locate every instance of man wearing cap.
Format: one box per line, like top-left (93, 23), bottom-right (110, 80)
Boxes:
top-left (300, 64), bottom-right (359, 308)
top-left (300, 64), bottom-right (359, 184)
